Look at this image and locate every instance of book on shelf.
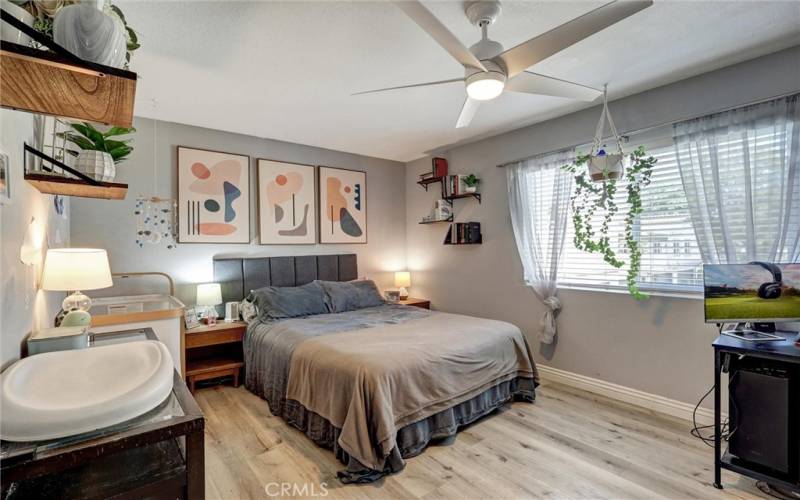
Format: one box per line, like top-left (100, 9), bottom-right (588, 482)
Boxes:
top-left (432, 157), bottom-right (448, 178)
top-left (445, 222), bottom-right (481, 244)
top-left (442, 175), bottom-right (469, 198)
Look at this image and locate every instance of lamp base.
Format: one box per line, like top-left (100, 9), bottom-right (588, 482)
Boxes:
top-left (398, 287), bottom-right (409, 300)
top-left (59, 310), bottom-right (92, 328)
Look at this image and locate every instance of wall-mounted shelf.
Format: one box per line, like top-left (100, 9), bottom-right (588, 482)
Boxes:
top-left (416, 176), bottom-right (443, 191)
top-left (443, 192), bottom-right (481, 204)
top-left (418, 217), bottom-right (453, 225)
top-left (0, 10), bottom-right (137, 127)
top-left (25, 173), bottom-right (127, 200)
top-left (23, 143), bottom-right (128, 200)
top-left (444, 222), bottom-right (482, 245)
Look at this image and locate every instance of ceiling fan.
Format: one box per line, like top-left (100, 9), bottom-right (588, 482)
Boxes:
top-left (355, 0), bottom-right (653, 128)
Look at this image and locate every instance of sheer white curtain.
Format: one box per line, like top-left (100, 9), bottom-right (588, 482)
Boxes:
top-left (673, 94), bottom-right (800, 264)
top-left (507, 149), bottom-right (574, 344)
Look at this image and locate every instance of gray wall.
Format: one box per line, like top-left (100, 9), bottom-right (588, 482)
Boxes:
top-left (405, 46), bottom-right (800, 407)
top-left (71, 118), bottom-right (407, 306)
top-left (1, 109), bottom-right (71, 369)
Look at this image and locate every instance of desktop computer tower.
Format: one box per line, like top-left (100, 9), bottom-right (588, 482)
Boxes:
top-left (729, 357), bottom-right (796, 476)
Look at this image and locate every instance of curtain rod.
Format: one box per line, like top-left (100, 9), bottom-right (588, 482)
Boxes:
top-left (495, 90), bottom-right (799, 168)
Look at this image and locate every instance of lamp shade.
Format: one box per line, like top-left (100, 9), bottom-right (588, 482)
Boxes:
top-left (394, 271), bottom-right (411, 288)
top-left (196, 283), bottom-right (222, 306)
top-left (41, 248), bottom-right (113, 291)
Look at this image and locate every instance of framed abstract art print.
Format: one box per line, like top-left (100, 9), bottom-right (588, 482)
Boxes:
top-left (257, 159), bottom-right (316, 244)
top-left (318, 166), bottom-right (366, 244)
top-left (178, 146), bottom-right (250, 243)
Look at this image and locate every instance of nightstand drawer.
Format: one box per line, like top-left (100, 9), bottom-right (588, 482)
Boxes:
top-left (186, 324), bottom-right (245, 348)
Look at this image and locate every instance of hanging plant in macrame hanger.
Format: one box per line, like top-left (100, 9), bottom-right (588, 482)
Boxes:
top-left (562, 85), bottom-right (657, 299)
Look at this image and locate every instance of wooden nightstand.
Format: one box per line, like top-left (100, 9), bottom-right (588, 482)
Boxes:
top-left (184, 320), bottom-right (246, 393)
top-left (398, 297), bottom-right (430, 309)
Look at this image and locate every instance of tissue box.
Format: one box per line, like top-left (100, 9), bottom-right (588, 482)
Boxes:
top-left (28, 326), bottom-right (89, 355)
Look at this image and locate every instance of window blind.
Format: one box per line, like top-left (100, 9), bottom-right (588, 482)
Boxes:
top-left (554, 142), bottom-right (705, 293)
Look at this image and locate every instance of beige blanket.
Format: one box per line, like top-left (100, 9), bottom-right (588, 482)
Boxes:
top-left (286, 311), bottom-right (537, 470)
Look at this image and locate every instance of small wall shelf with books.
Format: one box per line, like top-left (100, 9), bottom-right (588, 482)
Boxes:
top-left (444, 222), bottom-right (482, 245)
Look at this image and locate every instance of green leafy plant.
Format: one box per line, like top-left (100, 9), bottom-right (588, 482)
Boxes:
top-left (561, 146), bottom-right (656, 299)
top-left (463, 174), bottom-right (480, 187)
top-left (61, 122), bottom-right (136, 164)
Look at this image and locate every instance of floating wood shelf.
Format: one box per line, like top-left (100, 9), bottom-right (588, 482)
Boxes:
top-left (0, 15), bottom-right (137, 127)
top-left (22, 143), bottom-right (128, 200)
top-left (25, 172), bottom-right (128, 200)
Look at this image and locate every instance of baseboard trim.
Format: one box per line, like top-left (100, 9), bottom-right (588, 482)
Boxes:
top-left (537, 365), bottom-right (720, 425)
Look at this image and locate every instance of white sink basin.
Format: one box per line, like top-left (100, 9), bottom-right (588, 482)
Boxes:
top-left (1, 340), bottom-right (173, 442)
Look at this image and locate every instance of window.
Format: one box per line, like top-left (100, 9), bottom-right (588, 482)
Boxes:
top-left (555, 139), bottom-right (705, 294)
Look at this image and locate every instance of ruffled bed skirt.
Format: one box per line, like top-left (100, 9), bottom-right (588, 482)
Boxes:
top-left (272, 377), bottom-right (537, 483)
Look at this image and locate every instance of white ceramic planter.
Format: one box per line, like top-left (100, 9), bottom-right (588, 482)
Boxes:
top-left (75, 150), bottom-right (115, 182)
top-left (465, 185), bottom-right (478, 193)
top-left (588, 152), bottom-right (624, 182)
top-left (0, 0), bottom-right (34, 46)
top-left (53, 1), bottom-right (126, 68)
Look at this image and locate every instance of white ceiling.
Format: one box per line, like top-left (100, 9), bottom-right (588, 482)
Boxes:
top-left (123, 1), bottom-right (800, 162)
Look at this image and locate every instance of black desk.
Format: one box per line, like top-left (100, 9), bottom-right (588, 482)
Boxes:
top-left (712, 330), bottom-right (800, 491)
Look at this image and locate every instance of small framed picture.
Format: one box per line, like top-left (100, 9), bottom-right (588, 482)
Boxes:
top-left (0, 147), bottom-right (10, 205)
top-left (384, 290), bottom-right (400, 302)
top-left (184, 307), bottom-right (201, 330)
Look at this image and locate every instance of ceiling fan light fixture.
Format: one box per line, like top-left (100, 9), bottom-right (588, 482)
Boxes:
top-left (465, 71), bottom-right (505, 101)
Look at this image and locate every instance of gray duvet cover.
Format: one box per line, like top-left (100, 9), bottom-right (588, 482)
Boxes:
top-left (244, 304), bottom-right (537, 482)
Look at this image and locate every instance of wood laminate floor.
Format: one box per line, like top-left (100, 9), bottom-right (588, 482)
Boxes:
top-left (197, 380), bottom-right (769, 500)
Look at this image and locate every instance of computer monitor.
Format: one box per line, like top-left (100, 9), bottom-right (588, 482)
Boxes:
top-left (703, 263), bottom-right (800, 326)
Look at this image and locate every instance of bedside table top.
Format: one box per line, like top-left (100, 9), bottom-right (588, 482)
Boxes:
top-left (186, 320), bottom-right (247, 334)
top-left (397, 297), bottom-right (429, 306)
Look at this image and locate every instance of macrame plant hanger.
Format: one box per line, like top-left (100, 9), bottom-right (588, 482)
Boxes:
top-left (135, 106), bottom-right (178, 249)
top-left (588, 84), bottom-right (625, 182)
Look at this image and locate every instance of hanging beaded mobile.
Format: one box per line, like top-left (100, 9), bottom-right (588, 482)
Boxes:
top-left (135, 197), bottom-right (177, 249)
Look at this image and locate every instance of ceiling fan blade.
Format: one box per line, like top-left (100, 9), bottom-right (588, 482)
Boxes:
top-left (506, 72), bottom-right (602, 102)
top-left (493, 0), bottom-right (653, 78)
top-left (456, 97), bottom-right (480, 128)
top-left (394, 1), bottom-right (487, 72)
top-left (352, 78), bottom-right (464, 96)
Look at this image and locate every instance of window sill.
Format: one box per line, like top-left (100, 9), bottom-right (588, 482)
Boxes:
top-left (558, 284), bottom-right (703, 300)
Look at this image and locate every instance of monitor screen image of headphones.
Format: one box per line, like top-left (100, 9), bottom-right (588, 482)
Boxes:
top-left (703, 262), bottom-right (800, 323)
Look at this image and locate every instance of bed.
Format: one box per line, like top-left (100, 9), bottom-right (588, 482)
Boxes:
top-left (214, 254), bottom-right (538, 483)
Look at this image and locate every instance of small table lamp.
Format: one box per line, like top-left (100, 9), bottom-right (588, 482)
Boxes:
top-left (41, 248), bottom-right (113, 327)
top-left (196, 283), bottom-right (222, 325)
top-left (395, 271), bottom-right (411, 300)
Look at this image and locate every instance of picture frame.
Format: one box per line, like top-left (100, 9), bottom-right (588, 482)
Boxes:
top-left (318, 166), bottom-right (367, 244)
top-left (177, 146), bottom-right (251, 244)
top-left (0, 147), bottom-right (10, 205)
top-left (184, 307), bottom-right (201, 330)
top-left (257, 159), bottom-right (317, 244)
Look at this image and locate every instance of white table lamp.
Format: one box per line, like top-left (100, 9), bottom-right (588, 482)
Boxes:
top-left (196, 283), bottom-right (222, 325)
top-left (395, 271), bottom-right (411, 300)
top-left (41, 248), bottom-right (113, 327)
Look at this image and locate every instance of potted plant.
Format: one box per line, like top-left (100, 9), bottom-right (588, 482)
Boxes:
top-left (562, 146), bottom-right (656, 299)
top-left (61, 122), bottom-right (135, 182)
top-left (463, 174), bottom-right (480, 193)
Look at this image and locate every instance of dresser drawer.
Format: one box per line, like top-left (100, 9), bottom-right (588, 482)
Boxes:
top-left (185, 325), bottom-right (245, 348)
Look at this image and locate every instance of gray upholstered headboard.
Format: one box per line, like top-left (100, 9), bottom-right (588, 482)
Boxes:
top-left (213, 254), bottom-right (358, 304)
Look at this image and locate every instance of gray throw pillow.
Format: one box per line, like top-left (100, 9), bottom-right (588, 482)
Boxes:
top-left (250, 281), bottom-right (328, 320)
top-left (316, 279), bottom-right (385, 313)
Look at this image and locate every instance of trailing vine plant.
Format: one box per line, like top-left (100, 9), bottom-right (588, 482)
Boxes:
top-left (561, 146), bottom-right (656, 299)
